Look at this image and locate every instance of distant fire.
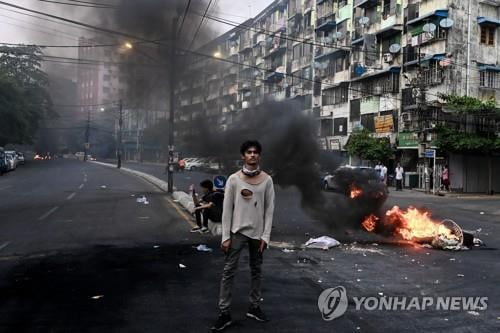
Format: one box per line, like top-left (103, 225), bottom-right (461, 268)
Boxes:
top-left (362, 214), bottom-right (378, 232)
top-left (349, 185), bottom-right (363, 199)
top-left (362, 206), bottom-right (460, 244)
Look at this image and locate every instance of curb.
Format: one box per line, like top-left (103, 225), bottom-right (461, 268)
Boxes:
top-left (91, 161), bottom-right (195, 213)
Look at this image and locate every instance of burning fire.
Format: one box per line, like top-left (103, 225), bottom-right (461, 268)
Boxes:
top-left (349, 185), bottom-right (363, 199)
top-left (362, 206), bottom-right (459, 242)
top-left (362, 214), bottom-right (378, 232)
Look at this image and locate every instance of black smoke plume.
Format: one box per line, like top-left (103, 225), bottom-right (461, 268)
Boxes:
top-left (183, 100), bottom-right (387, 230)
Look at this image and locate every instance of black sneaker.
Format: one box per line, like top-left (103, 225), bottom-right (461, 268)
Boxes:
top-left (246, 306), bottom-right (268, 322)
top-left (211, 312), bottom-right (232, 331)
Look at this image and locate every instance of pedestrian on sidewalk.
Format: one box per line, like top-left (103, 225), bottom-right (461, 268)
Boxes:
top-left (212, 140), bottom-right (275, 332)
top-left (191, 179), bottom-right (224, 233)
top-left (380, 163), bottom-right (388, 185)
top-left (442, 165), bottom-right (450, 191)
top-left (395, 163), bottom-right (404, 191)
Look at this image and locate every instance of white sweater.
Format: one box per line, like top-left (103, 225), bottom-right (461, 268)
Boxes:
top-left (221, 172), bottom-right (275, 244)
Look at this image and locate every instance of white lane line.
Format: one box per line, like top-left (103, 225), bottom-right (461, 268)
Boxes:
top-left (0, 185), bottom-right (12, 191)
top-left (38, 206), bottom-right (59, 221)
top-left (78, 184), bottom-right (84, 189)
top-left (67, 192), bottom-right (76, 201)
top-left (0, 242), bottom-right (10, 251)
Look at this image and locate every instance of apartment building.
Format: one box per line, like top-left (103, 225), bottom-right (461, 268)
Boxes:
top-left (175, 0), bottom-right (500, 191)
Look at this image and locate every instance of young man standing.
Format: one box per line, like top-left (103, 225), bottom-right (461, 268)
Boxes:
top-left (191, 179), bottom-right (224, 233)
top-left (212, 140), bottom-right (275, 331)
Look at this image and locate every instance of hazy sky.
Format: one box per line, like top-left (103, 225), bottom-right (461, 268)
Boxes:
top-left (0, 0), bottom-right (273, 45)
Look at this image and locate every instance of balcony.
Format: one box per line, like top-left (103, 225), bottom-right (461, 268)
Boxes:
top-left (240, 40), bottom-right (253, 53)
top-left (316, 14), bottom-right (336, 32)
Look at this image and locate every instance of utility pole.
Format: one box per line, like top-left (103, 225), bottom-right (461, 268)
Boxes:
top-left (465, 0), bottom-right (472, 96)
top-left (117, 100), bottom-right (123, 169)
top-left (84, 108), bottom-right (90, 162)
top-left (416, 35), bottom-right (430, 194)
top-left (167, 17), bottom-right (178, 193)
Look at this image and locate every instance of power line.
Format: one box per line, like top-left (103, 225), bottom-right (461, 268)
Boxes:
top-left (177, 0), bottom-right (192, 36)
top-left (38, 0), bottom-right (114, 8)
top-left (0, 1), bottom-right (156, 43)
top-left (188, 0), bottom-right (214, 51)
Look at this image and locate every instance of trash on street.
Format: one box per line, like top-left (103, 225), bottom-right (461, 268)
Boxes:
top-left (304, 236), bottom-right (340, 250)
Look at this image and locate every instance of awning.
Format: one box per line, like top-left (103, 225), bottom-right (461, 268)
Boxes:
top-left (478, 64), bottom-right (500, 72)
top-left (266, 71), bottom-right (285, 81)
top-left (353, 0), bottom-right (378, 9)
top-left (316, 20), bottom-right (336, 32)
top-left (407, 9), bottom-right (448, 26)
top-left (350, 66), bottom-right (401, 82)
top-left (477, 16), bottom-right (500, 26)
top-left (376, 24), bottom-right (403, 38)
top-left (314, 48), bottom-right (349, 61)
top-left (404, 53), bottom-right (446, 67)
top-left (352, 36), bottom-right (364, 45)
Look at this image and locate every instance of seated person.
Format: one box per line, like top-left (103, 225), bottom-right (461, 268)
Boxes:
top-left (191, 179), bottom-right (224, 233)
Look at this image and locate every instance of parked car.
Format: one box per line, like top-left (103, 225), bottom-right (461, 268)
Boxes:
top-left (0, 150), bottom-right (7, 175)
top-left (16, 152), bottom-right (25, 165)
top-left (5, 153), bottom-right (16, 171)
top-left (322, 165), bottom-right (385, 197)
top-left (185, 158), bottom-right (204, 171)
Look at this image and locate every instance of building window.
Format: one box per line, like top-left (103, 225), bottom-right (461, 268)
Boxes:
top-left (322, 86), bottom-right (348, 105)
top-left (480, 71), bottom-right (500, 89)
top-left (480, 25), bottom-right (495, 45)
top-left (293, 44), bottom-right (301, 60)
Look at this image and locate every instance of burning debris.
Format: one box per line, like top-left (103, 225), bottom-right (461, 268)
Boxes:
top-left (349, 185), bottom-right (363, 199)
top-left (361, 206), bottom-right (483, 250)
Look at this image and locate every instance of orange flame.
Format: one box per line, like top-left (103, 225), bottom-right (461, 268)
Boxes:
top-left (349, 185), bottom-right (363, 199)
top-left (362, 214), bottom-right (378, 232)
top-left (385, 206), bottom-right (456, 241)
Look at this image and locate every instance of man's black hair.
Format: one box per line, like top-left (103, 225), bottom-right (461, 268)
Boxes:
top-left (200, 179), bottom-right (214, 190)
top-left (240, 140), bottom-right (262, 155)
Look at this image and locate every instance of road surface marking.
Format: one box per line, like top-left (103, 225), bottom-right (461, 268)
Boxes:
top-left (67, 192), bottom-right (76, 200)
top-left (78, 184), bottom-right (84, 189)
top-left (0, 242), bottom-right (10, 251)
top-left (0, 185), bottom-right (12, 191)
top-left (39, 206), bottom-right (59, 221)
top-left (165, 197), bottom-right (197, 228)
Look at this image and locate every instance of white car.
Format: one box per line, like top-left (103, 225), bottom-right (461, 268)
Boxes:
top-left (185, 158), bottom-right (204, 171)
top-left (5, 153), bottom-right (16, 171)
top-left (16, 152), bottom-right (25, 165)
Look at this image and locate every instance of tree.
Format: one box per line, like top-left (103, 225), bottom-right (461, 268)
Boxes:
top-left (0, 45), bottom-right (53, 146)
top-left (345, 129), bottom-right (393, 163)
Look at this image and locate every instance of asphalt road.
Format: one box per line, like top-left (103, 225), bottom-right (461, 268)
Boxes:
top-left (0, 159), bottom-right (498, 332)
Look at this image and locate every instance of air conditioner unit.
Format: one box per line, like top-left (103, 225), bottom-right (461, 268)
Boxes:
top-left (383, 53), bottom-right (394, 63)
top-left (401, 112), bottom-right (412, 122)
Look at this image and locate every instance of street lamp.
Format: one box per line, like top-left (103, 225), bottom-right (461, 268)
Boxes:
top-left (124, 42), bottom-right (133, 50)
top-left (213, 51), bottom-right (222, 58)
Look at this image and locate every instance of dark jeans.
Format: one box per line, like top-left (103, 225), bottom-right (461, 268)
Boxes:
top-left (195, 208), bottom-right (220, 228)
top-left (396, 179), bottom-right (403, 191)
top-left (218, 233), bottom-right (263, 313)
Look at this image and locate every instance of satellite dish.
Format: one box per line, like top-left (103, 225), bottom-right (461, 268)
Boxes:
top-left (389, 43), bottom-right (401, 54)
top-left (335, 31), bottom-right (344, 40)
top-left (422, 23), bottom-right (437, 33)
top-left (324, 36), bottom-right (333, 44)
top-left (359, 17), bottom-right (370, 25)
top-left (440, 18), bottom-right (454, 28)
